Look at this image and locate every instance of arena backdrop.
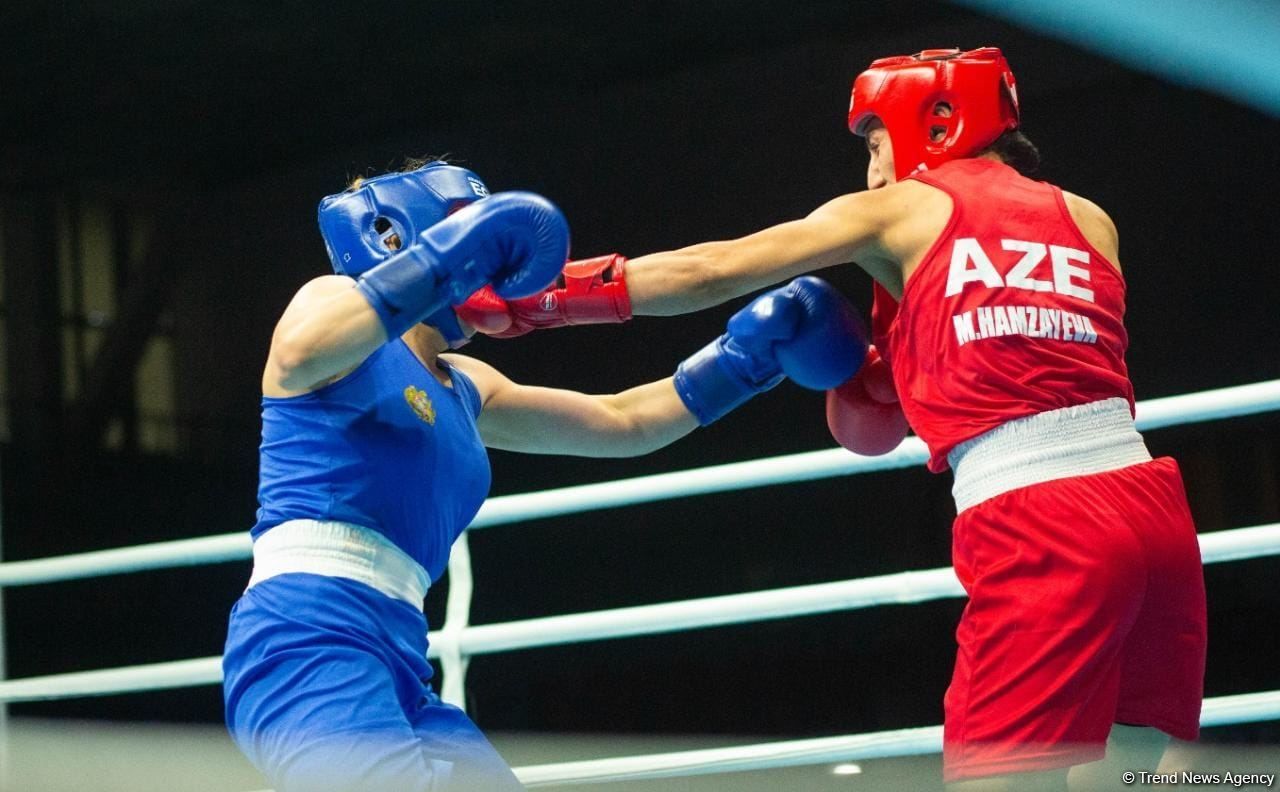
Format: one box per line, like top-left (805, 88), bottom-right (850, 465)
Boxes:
top-left (1, 1), bottom-right (1277, 790)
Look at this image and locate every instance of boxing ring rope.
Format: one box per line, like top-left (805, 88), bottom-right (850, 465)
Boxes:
top-left (514, 690), bottom-right (1280, 787)
top-left (3, 379), bottom-right (1277, 589)
top-left (3, 379), bottom-right (1280, 786)
top-left (2, 521), bottom-right (1278, 704)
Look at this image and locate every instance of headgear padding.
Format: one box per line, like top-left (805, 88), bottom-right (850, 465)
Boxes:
top-left (848, 47), bottom-right (1020, 181)
top-left (318, 162), bottom-right (490, 277)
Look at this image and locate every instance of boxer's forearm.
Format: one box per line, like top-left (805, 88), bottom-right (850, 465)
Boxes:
top-left (597, 378), bottom-right (701, 456)
top-left (474, 377), bottom-right (697, 458)
top-left (625, 243), bottom-right (739, 316)
top-left (626, 210), bottom-right (862, 316)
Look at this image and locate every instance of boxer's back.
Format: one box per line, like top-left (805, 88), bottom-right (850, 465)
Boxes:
top-left (873, 157), bottom-right (1134, 472)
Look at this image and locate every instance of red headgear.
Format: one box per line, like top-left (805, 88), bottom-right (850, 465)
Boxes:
top-left (848, 47), bottom-right (1020, 181)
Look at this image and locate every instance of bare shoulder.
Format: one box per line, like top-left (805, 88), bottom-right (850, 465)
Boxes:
top-left (289, 274), bottom-right (357, 303)
top-left (808, 181), bottom-right (951, 297)
top-left (271, 274), bottom-right (357, 338)
top-left (878, 179), bottom-right (954, 293)
top-left (439, 353), bottom-right (512, 405)
top-left (1061, 190), bottom-right (1117, 238)
top-left (1061, 190), bottom-right (1120, 265)
top-left (882, 178), bottom-right (954, 233)
top-left (810, 179), bottom-right (947, 224)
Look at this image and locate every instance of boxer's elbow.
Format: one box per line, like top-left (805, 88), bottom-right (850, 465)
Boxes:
top-left (593, 413), bottom-right (659, 457)
top-left (270, 331), bottom-right (333, 391)
top-left (684, 238), bottom-right (787, 309)
top-left (690, 245), bottom-right (748, 305)
top-left (614, 423), bottom-right (671, 457)
top-left (271, 345), bottom-right (319, 391)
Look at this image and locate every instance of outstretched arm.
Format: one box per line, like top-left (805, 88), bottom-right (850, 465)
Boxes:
top-left (456, 187), bottom-right (909, 335)
top-left (623, 192), bottom-right (886, 316)
top-left (446, 276), bottom-right (870, 457)
top-left (443, 355), bottom-right (697, 457)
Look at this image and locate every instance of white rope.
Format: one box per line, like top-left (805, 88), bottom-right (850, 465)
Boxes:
top-left (516, 727), bottom-right (944, 786)
top-left (3, 379), bottom-right (1277, 588)
top-left (1132, 379), bottom-right (1280, 430)
top-left (0, 532), bottom-right (250, 587)
top-left (0, 657), bottom-right (223, 704)
top-left (1200, 689), bottom-right (1280, 728)
top-left (233, 689), bottom-right (1280, 792)
top-left (473, 379), bottom-right (1280, 529)
top-left (4, 379), bottom-right (1277, 789)
top-left (451, 522), bottom-right (1280, 656)
top-left (3, 523), bottom-right (1275, 704)
top-left (512, 689), bottom-right (1280, 786)
top-left (461, 566), bottom-right (961, 657)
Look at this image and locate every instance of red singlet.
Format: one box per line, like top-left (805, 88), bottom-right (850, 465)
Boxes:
top-left (873, 158), bottom-right (1135, 472)
top-left (869, 159), bottom-right (1205, 780)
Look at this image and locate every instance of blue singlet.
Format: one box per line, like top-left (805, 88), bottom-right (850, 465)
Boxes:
top-left (224, 339), bottom-right (524, 791)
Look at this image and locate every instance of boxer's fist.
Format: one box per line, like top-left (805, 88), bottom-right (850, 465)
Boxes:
top-left (675, 277), bottom-right (868, 425)
top-left (451, 286), bottom-right (516, 335)
top-left (356, 192), bottom-right (569, 339)
top-left (456, 254), bottom-right (632, 339)
top-left (825, 345), bottom-right (910, 455)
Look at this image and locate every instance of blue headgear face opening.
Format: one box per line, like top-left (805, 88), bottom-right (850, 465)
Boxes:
top-left (317, 162), bottom-right (490, 278)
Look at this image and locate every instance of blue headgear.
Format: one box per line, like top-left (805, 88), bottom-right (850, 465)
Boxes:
top-left (317, 161), bottom-right (490, 345)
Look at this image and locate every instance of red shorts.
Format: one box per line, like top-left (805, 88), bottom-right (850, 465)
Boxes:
top-left (943, 457), bottom-right (1207, 782)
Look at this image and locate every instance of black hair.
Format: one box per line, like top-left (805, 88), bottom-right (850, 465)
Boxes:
top-left (397, 153), bottom-right (452, 172)
top-left (979, 129), bottom-right (1040, 176)
top-left (346, 154), bottom-right (453, 191)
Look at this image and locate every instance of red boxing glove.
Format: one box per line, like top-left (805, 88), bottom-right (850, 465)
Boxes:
top-left (825, 345), bottom-right (910, 456)
top-left (455, 254), bottom-right (632, 339)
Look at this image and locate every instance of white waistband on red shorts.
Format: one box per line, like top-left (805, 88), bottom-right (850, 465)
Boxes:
top-left (947, 397), bottom-right (1152, 514)
top-left (247, 519), bottom-right (429, 610)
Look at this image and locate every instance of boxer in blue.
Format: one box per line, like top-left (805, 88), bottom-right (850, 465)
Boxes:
top-left (222, 160), bottom-right (869, 791)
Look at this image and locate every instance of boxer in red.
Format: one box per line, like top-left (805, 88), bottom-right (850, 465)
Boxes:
top-left (459, 48), bottom-right (1207, 790)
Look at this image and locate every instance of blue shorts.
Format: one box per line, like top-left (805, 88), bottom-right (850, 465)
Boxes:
top-left (223, 573), bottom-right (524, 792)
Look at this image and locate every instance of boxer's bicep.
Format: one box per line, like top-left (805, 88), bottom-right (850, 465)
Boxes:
top-left (264, 276), bottom-right (388, 396)
top-left (801, 191), bottom-right (898, 262)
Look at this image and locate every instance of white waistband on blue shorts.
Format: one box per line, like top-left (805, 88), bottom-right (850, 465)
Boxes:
top-left (947, 397), bottom-right (1152, 514)
top-left (247, 519), bottom-right (429, 610)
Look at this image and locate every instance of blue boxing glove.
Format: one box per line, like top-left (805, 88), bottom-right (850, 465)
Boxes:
top-left (355, 191), bottom-right (570, 340)
top-left (675, 276), bottom-right (868, 425)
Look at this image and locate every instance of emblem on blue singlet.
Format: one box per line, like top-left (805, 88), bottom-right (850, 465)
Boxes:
top-left (403, 386), bottom-right (436, 425)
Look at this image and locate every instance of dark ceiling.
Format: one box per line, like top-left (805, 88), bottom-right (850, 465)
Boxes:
top-left (3, 0), bottom-right (1116, 191)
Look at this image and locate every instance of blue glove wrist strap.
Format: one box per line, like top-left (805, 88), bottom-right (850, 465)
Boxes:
top-left (674, 338), bottom-right (783, 425)
top-left (355, 247), bottom-right (450, 340)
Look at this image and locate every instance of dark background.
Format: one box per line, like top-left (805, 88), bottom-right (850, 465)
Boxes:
top-left (3, 0), bottom-right (1278, 747)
